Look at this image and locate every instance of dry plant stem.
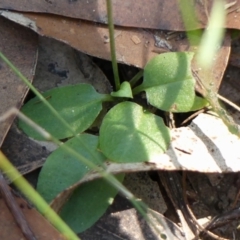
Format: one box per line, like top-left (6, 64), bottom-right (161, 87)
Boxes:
top-left (205, 208), bottom-right (240, 231)
top-left (182, 93), bottom-right (240, 125)
top-left (217, 94), bottom-right (240, 112)
top-left (0, 172), bottom-right (37, 240)
top-left (181, 108), bottom-right (208, 125)
top-left (231, 190), bottom-right (240, 209)
top-left (182, 173), bottom-right (229, 240)
top-left (158, 171), bottom-right (197, 239)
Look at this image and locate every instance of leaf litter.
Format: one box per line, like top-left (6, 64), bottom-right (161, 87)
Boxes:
top-left (0, 17), bottom-right (38, 147)
top-left (1, 0), bottom-right (240, 30)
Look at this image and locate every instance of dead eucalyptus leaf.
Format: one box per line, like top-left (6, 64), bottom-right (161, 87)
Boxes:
top-left (50, 113), bottom-right (240, 212)
top-left (0, 0), bottom-right (208, 30)
top-left (1, 0), bottom-right (240, 30)
top-left (0, 17), bottom-right (38, 147)
top-left (192, 31), bottom-right (231, 94)
top-left (0, 186), bottom-right (66, 240)
top-left (0, 11), bottom-right (230, 97)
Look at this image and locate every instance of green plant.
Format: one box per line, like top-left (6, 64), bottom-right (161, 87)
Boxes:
top-left (18, 50), bottom-right (208, 233)
top-left (1, 0), bottom-right (237, 237)
top-left (17, 15), bottom-right (208, 239)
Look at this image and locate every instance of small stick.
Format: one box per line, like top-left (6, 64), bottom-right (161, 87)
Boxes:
top-left (181, 107), bottom-right (208, 125)
top-left (0, 171), bottom-right (36, 240)
top-left (204, 207), bottom-right (240, 231)
top-left (231, 190), bottom-right (240, 209)
top-left (182, 173), bottom-right (228, 240)
top-left (217, 94), bottom-right (240, 112)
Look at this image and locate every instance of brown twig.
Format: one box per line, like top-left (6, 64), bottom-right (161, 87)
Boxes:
top-left (158, 171), bottom-right (198, 238)
top-left (0, 171), bottom-right (36, 240)
top-left (205, 207), bottom-right (240, 231)
top-left (181, 107), bottom-right (208, 125)
top-left (182, 173), bottom-right (229, 240)
top-left (231, 190), bottom-right (240, 209)
top-left (158, 171), bottom-right (229, 240)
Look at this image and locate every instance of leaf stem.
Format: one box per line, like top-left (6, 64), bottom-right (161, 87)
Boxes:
top-left (101, 94), bottom-right (115, 102)
top-left (132, 85), bottom-right (144, 96)
top-left (129, 69), bottom-right (143, 88)
top-left (106, 0), bottom-right (120, 90)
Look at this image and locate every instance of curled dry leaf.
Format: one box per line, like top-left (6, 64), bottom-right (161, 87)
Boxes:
top-left (0, 17), bottom-right (38, 147)
top-left (51, 113), bottom-right (240, 213)
top-left (0, 11), bottom-right (189, 68)
top-left (0, 11), bottom-right (231, 96)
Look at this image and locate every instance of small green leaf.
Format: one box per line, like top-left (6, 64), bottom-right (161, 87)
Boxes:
top-left (60, 174), bottom-right (124, 233)
top-left (99, 102), bottom-right (170, 163)
top-left (37, 134), bottom-right (106, 203)
top-left (133, 52), bottom-right (208, 112)
top-left (19, 84), bottom-right (104, 140)
top-left (111, 81), bottom-right (133, 98)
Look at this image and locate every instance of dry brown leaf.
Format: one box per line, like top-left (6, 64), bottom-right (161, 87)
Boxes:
top-left (0, 11), bottom-right (231, 95)
top-left (50, 112), bottom-right (240, 213)
top-left (192, 32), bottom-right (231, 94)
top-left (1, 0), bottom-right (240, 30)
top-left (0, 186), bottom-right (66, 240)
top-left (0, 17), bottom-right (38, 147)
top-left (0, 0), bottom-right (206, 30)
top-left (0, 11), bottom-right (189, 67)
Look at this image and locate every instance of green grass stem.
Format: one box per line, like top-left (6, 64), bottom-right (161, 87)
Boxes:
top-left (106, 0), bottom-right (121, 90)
top-left (0, 151), bottom-right (80, 240)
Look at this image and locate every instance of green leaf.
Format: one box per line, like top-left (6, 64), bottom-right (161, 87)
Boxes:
top-left (133, 52), bottom-right (208, 112)
top-left (37, 134), bottom-right (106, 203)
top-left (99, 102), bottom-right (170, 163)
top-left (111, 81), bottom-right (133, 98)
top-left (60, 174), bottom-right (124, 233)
top-left (19, 84), bottom-right (104, 140)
